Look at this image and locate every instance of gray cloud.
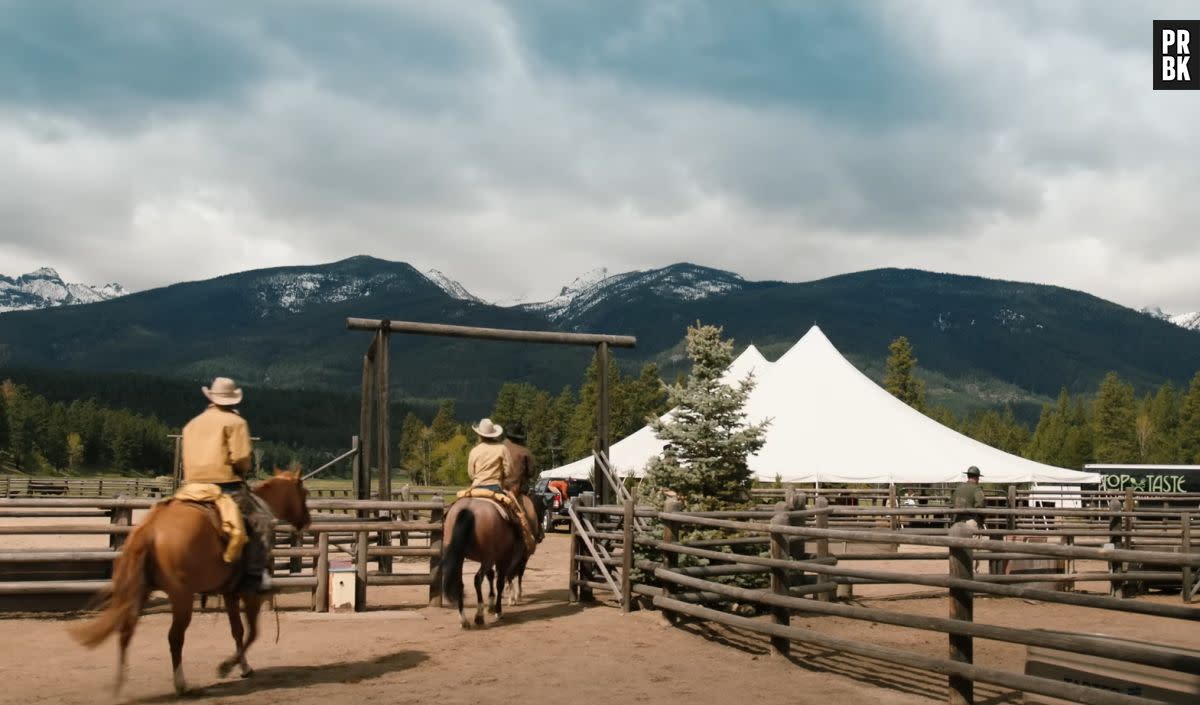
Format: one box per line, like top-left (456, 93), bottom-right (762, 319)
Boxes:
top-left (0, 0), bottom-right (1198, 312)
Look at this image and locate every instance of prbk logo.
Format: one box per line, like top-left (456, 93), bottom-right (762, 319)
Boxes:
top-left (1154, 20), bottom-right (1199, 89)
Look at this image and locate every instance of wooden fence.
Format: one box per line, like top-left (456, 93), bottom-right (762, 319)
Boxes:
top-left (0, 476), bottom-right (174, 499)
top-left (0, 496), bottom-right (445, 612)
top-left (569, 493), bottom-right (1200, 705)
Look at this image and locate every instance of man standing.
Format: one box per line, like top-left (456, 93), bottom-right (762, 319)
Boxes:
top-left (952, 465), bottom-right (987, 530)
top-left (181, 377), bottom-right (273, 592)
top-left (503, 422), bottom-right (541, 541)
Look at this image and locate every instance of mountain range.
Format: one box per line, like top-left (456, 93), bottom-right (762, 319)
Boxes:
top-left (2, 257), bottom-right (1200, 422)
top-left (0, 268), bottom-right (126, 313)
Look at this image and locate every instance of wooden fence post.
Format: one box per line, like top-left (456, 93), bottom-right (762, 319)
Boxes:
top-left (315, 532), bottom-right (329, 612)
top-left (659, 498), bottom-right (683, 623)
top-left (816, 496), bottom-right (831, 602)
top-left (770, 502), bottom-right (790, 657)
top-left (621, 494), bottom-right (635, 613)
top-left (355, 529), bottom-right (368, 613)
top-left (1183, 512), bottom-right (1193, 605)
top-left (1121, 489), bottom-right (1135, 598)
top-left (428, 493), bottom-right (444, 607)
top-left (575, 492), bottom-right (595, 603)
top-left (109, 495), bottom-right (132, 551)
top-left (889, 484), bottom-right (899, 532)
top-left (948, 522), bottom-right (975, 705)
top-left (1006, 485), bottom-right (1017, 533)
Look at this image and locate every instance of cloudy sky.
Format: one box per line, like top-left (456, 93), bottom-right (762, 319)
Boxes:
top-left (1, 1), bottom-right (1198, 310)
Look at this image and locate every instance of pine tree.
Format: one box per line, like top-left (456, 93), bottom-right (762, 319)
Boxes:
top-left (884, 336), bottom-right (926, 412)
top-left (1179, 372), bottom-right (1200, 463)
top-left (1091, 372), bottom-right (1138, 463)
top-left (640, 324), bottom-right (770, 510)
top-left (1147, 382), bottom-right (1181, 463)
top-left (430, 400), bottom-right (458, 444)
top-left (397, 412), bottom-right (425, 474)
top-left (566, 349), bottom-right (621, 460)
top-left (1027, 390), bottom-right (1072, 465)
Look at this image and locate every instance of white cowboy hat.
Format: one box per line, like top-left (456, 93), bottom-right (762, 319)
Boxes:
top-left (202, 377), bottom-right (243, 406)
top-left (472, 418), bottom-right (504, 439)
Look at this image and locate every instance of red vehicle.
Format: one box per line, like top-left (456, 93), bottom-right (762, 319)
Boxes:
top-left (532, 477), bottom-right (595, 533)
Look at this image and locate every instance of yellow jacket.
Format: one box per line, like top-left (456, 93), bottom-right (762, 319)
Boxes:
top-left (182, 405), bottom-right (253, 484)
top-left (468, 441), bottom-right (510, 488)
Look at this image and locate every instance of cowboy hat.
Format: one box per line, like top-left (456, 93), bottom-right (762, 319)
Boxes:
top-left (472, 418), bottom-right (504, 439)
top-left (506, 422), bottom-right (527, 442)
top-left (965, 466), bottom-right (982, 478)
top-left (202, 377), bottom-right (243, 406)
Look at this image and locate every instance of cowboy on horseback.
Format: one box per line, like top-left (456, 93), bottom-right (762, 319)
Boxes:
top-left (457, 418), bottom-right (536, 553)
top-left (502, 421), bottom-right (543, 543)
top-left (181, 377), bottom-right (274, 592)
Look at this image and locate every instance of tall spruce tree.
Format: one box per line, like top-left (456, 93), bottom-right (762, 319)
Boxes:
top-left (640, 324), bottom-right (770, 510)
top-left (1091, 372), bottom-right (1138, 463)
top-left (430, 400), bottom-right (459, 443)
top-left (1147, 382), bottom-right (1181, 463)
top-left (884, 336), bottom-right (926, 412)
top-left (1178, 372), bottom-right (1200, 463)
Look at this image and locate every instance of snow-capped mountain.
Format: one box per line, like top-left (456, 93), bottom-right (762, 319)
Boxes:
top-left (0, 267), bottom-right (127, 313)
top-left (1141, 306), bottom-right (1200, 332)
top-left (247, 257), bottom-right (447, 316)
top-left (523, 263), bottom-right (745, 322)
top-left (423, 269), bottom-right (483, 303)
top-left (1171, 312), bottom-right (1200, 331)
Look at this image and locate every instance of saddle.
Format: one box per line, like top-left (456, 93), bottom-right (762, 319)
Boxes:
top-left (455, 487), bottom-right (537, 554)
top-left (171, 483), bottom-right (247, 564)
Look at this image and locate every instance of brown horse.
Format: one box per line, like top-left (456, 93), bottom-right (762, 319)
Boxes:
top-left (71, 470), bottom-right (311, 695)
top-left (441, 497), bottom-right (528, 628)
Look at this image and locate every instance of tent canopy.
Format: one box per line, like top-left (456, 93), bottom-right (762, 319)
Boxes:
top-left (541, 326), bottom-right (1100, 485)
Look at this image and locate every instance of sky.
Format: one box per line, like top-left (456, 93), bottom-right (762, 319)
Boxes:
top-left (1, 1), bottom-right (1198, 311)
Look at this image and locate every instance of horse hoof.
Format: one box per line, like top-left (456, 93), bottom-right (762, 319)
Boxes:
top-left (240, 668), bottom-right (255, 679)
top-left (474, 615), bottom-right (484, 626)
top-left (217, 660), bottom-right (235, 678)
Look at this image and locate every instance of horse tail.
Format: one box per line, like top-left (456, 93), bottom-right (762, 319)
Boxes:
top-left (71, 505), bottom-right (159, 648)
top-left (440, 507), bottom-right (475, 606)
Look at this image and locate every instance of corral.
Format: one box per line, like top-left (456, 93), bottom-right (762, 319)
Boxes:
top-left (2, 482), bottom-right (1199, 704)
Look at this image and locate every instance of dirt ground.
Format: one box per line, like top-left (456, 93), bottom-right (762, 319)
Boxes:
top-left (2, 523), bottom-right (1199, 705)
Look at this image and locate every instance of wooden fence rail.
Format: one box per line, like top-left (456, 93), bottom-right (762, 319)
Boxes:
top-left (0, 496), bottom-right (445, 612)
top-left (572, 500), bottom-right (1200, 705)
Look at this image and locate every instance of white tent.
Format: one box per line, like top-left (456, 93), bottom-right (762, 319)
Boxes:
top-left (541, 326), bottom-right (1101, 485)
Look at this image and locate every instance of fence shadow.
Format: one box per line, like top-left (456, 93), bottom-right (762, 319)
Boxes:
top-left (675, 619), bottom-right (1019, 704)
top-left (131, 650), bottom-right (429, 703)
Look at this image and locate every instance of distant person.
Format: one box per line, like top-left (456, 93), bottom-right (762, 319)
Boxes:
top-left (952, 466), bottom-right (987, 530)
top-left (181, 377), bottom-right (274, 592)
top-left (503, 422), bottom-right (541, 540)
top-left (548, 478), bottom-right (570, 502)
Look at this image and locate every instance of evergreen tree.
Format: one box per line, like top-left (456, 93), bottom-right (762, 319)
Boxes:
top-left (0, 388), bottom-right (8, 460)
top-left (566, 349), bottom-right (621, 460)
top-left (1091, 372), bottom-right (1138, 463)
top-left (397, 412), bottom-right (425, 473)
top-left (641, 324), bottom-right (770, 510)
top-left (925, 405), bottom-right (959, 430)
top-left (430, 400), bottom-right (459, 443)
top-left (884, 336), bottom-right (926, 412)
top-left (622, 363), bottom-right (667, 429)
top-left (1027, 390), bottom-right (1072, 465)
top-left (1179, 372), bottom-right (1200, 463)
top-left (1061, 398), bottom-right (1094, 469)
top-left (1147, 382), bottom-right (1181, 463)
